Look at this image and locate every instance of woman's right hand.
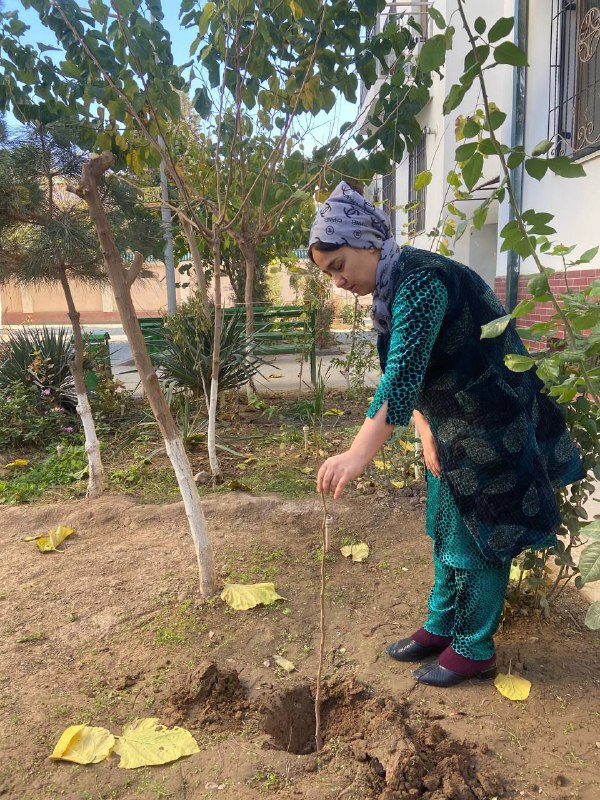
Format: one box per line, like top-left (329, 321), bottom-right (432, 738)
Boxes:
top-left (317, 451), bottom-right (366, 499)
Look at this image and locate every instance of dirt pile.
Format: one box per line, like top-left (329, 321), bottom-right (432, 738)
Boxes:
top-left (161, 660), bottom-right (248, 729)
top-left (192, 668), bottom-right (507, 799)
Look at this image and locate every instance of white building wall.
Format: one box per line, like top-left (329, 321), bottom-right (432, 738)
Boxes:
top-left (362, 1), bottom-right (600, 286)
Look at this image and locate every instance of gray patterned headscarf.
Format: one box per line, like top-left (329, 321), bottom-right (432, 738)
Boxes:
top-left (308, 181), bottom-right (401, 333)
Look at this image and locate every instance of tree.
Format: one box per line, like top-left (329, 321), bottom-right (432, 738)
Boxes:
top-left (0, 122), bottom-right (161, 497)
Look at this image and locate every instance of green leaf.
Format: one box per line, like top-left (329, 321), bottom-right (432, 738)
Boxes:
top-left (547, 156), bottom-right (586, 178)
top-left (504, 354), bottom-right (534, 372)
top-left (486, 109), bottom-right (507, 131)
top-left (478, 138), bottom-right (497, 156)
top-left (579, 541), bottom-right (600, 584)
top-left (455, 142), bottom-right (478, 161)
top-left (527, 273), bottom-right (550, 297)
top-left (584, 601), bottom-right (600, 630)
top-left (414, 170), bottom-right (432, 190)
top-left (488, 17), bottom-right (515, 42)
top-left (511, 298), bottom-right (536, 317)
top-left (494, 41), bottom-right (528, 67)
top-left (581, 519), bottom-right (600, 542)
top-left (474, 17), bottom-right (486, 34)
top-left (192, 87), bottom-right (211, 118)
top-left (198, 2), bottom-right (215, 37)
top-left (524, 158), bottom-right (549, 181)
top-left (579, 246), bottom-right (599, 264)
top-left (507, 149), bottom-right (526, 169)
top-left (462, 153), bottom-right (483, 191)
top-left (418, 34), bottom-right (447, 71)
top-left (428, 7), bottom-right (446, 29)
top-left (472, 202), bottom-right (489, 230)
top-left (531, 139), bottom-right (553, 156)
top-left (464, 44), bottom-right (490, 72)
top-left (443, 82), bottom-right (468, 114)
top-left (368, 150), bottom-right (390, 174)
top-left (535, 358), bottom-right (560, 383)
top-left (462, 119), bottom-right (481, 138)
top-left (481, 314), bottom-right (512, 339)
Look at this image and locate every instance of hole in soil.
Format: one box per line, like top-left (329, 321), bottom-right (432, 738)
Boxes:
top-left (261, 685), bottom-right (317, 755)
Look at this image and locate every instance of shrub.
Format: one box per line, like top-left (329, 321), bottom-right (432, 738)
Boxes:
top-left (152, 296), bottom-right (265, 398)
top-left (0, 445), bottom-right (87, 504)
top-left (0, 326), bottom-right (75, 408)
top-left (0, 382), bottom-right (79, 450)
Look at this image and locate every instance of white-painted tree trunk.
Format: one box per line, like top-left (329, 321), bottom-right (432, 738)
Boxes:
top-left (70, 153), bottom-right (217, 597)
top-left (77, 389), bottom-right (105, 498)
top-left (207, 237), bottom-right (223, 480)
top-left (58, 267), bottom-right (104, 498)
top-left (164, 436), bottom-right (216, 596)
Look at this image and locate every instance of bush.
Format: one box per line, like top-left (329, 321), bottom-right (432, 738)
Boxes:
top-left (0, 445), bottom-right (87, 504)
top-left (0, 326), bottom-right (76, 408)
top-left (0, 382), bottom-right (79, 450)
top-left (152, 295), bottom-right (265, 398)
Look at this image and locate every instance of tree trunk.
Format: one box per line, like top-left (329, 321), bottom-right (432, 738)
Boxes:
top-left (70, 152), bottom-right (216, 597)
top-left (58, 267), bottom-right (105, 498)
top-left (181, 217), bottom-right (210, 316)
top-left (241, 243), bottom-right (256, 402)
top-left (207, 236), bottom-right (223, 480)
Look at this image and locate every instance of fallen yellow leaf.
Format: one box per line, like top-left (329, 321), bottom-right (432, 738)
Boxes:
top-left (221, 582), bottom-right (285, 611)
top-left (113, 718), bottom-right (199, 769)
top-left (494, 671), bottom-right (531, 701)
top-left (4, 459), bottom-right (30, 469)
top-left (273, 655), bottom-right (296, 673)
top-left (50, 725), bottom-right (115, 764)
top-left (340, 543), bottom-right (370, 562)
top-left (34, 526), bottom-right (74, 553)
top-left (324, 408), bottom-right (344, 416)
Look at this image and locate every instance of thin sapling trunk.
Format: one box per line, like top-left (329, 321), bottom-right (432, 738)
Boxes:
top-left (207, 236), bottom-right (223, 480)
top-left (58, 267), bottom-right (105, 498)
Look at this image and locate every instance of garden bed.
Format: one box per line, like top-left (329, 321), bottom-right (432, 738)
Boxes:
top-left (0, 492), bottom-right (598, 799)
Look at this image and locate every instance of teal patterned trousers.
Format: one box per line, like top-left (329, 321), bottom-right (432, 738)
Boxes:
top-left (423, 550), bottom-right (510, 660)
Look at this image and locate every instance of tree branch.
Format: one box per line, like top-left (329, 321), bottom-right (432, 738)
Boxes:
top-left (126, 251), bottom-right (144, 287)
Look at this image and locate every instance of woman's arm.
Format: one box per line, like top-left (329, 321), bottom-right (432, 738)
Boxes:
top-left (413, 410), bottom-right (441, 478)
top-left (317, 402), bottom-right (394, 499)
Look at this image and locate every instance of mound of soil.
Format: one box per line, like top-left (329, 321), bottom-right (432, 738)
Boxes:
top-left (161, 660), bottom-right (248, 728)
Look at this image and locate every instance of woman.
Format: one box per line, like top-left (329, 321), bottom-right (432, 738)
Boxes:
top-left (311, 181), bottom-right (584, 688)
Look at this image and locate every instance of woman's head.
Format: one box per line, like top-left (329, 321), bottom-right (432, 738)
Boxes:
top-left (308, 180), bottom-right (393, 295)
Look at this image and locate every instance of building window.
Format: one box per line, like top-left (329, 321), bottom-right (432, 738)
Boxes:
top-left (407, 132), bottom-right (427, 235)
top-left (549, 1), bottom-right (600, 159)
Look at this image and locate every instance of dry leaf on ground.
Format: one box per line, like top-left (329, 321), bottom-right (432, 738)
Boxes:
top-left (221, 582), bottom-right (285, 611)
top-left (494, 671), bottom-right (531, 701)
top-left (27, 526), bottom-right (75, 553)
top-left (340, 543), bottom-right (370, 562)
top-left (113, 718), bottom-right (199, 769)
top-left (50, 725), bottom-right (115, 764)
top-left (273, 655), bottom-right (296, 672)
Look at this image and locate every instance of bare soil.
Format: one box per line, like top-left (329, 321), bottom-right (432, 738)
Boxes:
top-left (0, 492), bottom-right (598, 800)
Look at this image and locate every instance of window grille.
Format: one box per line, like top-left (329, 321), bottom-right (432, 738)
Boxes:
top-left (549, 0), bottom-right (600, 158)
top-left (408, 132), bottom-right (427, 235)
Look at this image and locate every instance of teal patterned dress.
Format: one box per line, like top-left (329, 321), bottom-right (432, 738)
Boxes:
top-left (366, 269), bottom-right (510, 660)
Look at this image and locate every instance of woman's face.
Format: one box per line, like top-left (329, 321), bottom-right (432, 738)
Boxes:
top-left (311, 245), bottom-right (379, 296)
